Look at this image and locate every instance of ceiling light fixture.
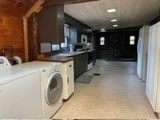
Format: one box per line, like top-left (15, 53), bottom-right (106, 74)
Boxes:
top-left (111, 19), bottom-right (117, 22)
top-left (113, 24), bottom-right (118, 27)
top-left (107, 8), bottom-right (116, 13)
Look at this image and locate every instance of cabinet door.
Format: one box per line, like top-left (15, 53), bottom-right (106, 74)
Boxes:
top-left (38, 5), bottom-right (64, 43)
top-left (74, 53), bottom-right (88, 78)
top-left (57, 5), bottom-right (64, 43)
top-left (67, 70), bottom-right (74, 97)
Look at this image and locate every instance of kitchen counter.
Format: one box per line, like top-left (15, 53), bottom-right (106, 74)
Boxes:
top-left (57, 52), bottom-right (88, 79)
top-left (37, 54), bottom-right (74, 63)
top-left (57, 51), bottom-right (87, 57)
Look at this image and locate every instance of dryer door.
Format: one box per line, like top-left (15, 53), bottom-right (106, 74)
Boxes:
top-left (45, 72), bottom-right (63, 105)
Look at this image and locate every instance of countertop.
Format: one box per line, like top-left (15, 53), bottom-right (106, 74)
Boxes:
top-left (37, 50), bottom-right (96, 63)
top-left (37, 54), bottom-right (74, 63)
top-left (57, 51), bottom-right (87, 57)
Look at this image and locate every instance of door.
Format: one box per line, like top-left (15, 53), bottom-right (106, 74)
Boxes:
top-left (45, 73), bottom-right (63, 105)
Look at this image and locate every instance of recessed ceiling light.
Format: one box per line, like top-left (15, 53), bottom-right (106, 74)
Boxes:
top-left (107, 8), bottom-right (116, 13)
top-left (111, 19), bottom-right (117, 22)
top-left (113, 24), bottom-right (118, 27)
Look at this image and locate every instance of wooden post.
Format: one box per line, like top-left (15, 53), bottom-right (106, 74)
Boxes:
top-left (23, 0), bottom-right (45, 62)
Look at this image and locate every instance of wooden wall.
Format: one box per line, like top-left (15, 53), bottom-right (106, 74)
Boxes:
top-left (0, 0), bottom-right (36, 61)
top-left (0, 14), bottom-right (24, 61)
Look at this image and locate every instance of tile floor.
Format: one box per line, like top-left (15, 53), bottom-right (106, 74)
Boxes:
top-left (53, 60), bottom-right (157, 119)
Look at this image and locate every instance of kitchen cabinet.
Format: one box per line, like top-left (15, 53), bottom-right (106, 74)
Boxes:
top-left (73, 52), bottom-right (88, 79)
top-left (38, 5), bottom-right (64, 44)
top-left (88, 50), bottom-right (97, 65)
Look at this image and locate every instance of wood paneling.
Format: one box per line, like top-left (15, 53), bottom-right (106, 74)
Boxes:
top-left (0, 0), bottom-right (36, 16)
top-left (0, 0), bottom-right (36, 61)
top-left (64, 0), bottom-right (160, 30)
top-left (0, 14), bottom-right (24, 61)
top-left (28, 13), bottom-right (39, 61)
top-left (43, 0), bottom-right (99, 6)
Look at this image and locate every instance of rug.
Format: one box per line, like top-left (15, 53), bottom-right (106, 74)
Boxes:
top-left (75, 74), bottom-right (93, 84)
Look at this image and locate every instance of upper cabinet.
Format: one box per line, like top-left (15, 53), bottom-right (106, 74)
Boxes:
top-left (38, 5), bottom-right (64, 44)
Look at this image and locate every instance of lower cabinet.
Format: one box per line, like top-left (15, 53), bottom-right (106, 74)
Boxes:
top-left (74, 52), bottom-right (88, 79)
top-left (88, 50), bottom-right (97, 65)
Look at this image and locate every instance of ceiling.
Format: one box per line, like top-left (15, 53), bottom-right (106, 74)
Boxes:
top-left (0, 0), bottom-right (36, 16)
top-left (64, 0), bottom-right (160, 30)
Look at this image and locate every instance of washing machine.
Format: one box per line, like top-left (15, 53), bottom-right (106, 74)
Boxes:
top-left (0, 57), bottom-right (42, 118)
top-left (16, 61), bottom-right (63, 118)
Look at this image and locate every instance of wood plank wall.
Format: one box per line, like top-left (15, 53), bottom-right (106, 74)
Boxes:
top-left (0, 14), bottom-right (25, 61)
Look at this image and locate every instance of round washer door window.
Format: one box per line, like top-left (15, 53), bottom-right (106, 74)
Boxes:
top-left (45, 72), bottom-right (63, 105)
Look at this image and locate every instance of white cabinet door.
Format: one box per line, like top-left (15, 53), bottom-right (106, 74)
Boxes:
top-left (146, 23), bottom-right (159, 111)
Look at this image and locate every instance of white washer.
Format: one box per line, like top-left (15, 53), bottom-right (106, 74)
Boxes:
top-left (15, 61), bottom-right (63, 118)
top-left (0, 57), bottom-right (42, 118)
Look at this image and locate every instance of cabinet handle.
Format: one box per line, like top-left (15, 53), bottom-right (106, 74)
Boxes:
top-left (67, 77), bottom-right (69, 83)
top-left (69, 65), bottom-right (72, 67)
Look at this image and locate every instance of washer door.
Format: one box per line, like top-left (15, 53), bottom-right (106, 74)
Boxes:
top-left (45, 72), bottom-right (63, 105)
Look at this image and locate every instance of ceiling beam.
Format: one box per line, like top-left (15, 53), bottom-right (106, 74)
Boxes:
top-left (23, 0), bottom-right (45, 62)
top-left (43, 0), bottom-right (99, 6)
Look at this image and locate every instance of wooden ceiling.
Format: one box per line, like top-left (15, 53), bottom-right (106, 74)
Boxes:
top-left (0, 0), bottom-right (98, 16)
top-left (43, 0), bottom-right (99, 6)
top-left (0, 0), bottom-right (37, 16)
top-left (64, 0), bottom-right (160, 30)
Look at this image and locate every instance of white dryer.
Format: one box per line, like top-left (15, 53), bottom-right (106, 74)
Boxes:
top-left (16, 61), bottom-right (63, 118)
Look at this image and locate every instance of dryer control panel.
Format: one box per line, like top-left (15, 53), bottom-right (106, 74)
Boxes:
top-left (52, 64), bottom-right (61, 72)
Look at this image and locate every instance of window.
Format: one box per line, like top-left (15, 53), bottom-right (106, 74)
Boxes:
top-left (129, 36), bottom-right (135, 45)
top-left (64, 24), bottom-right (69, 37)
top-left (61, 36), bottom-right (68, 48)
top-left (51, 44), bottom-right (60, 51)
top-left (100, 37), bottom-right (105, 46)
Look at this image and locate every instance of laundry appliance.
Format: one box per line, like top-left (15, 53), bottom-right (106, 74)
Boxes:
top-left (15, 61), bottom-right (63, 118)
top-left (0, 57), bottom-right (42, 118)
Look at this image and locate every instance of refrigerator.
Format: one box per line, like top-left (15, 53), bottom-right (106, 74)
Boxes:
top-left (137, 25), bottom-right (149, 81)
top-left (146, 22), bottom-right (160, 118)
